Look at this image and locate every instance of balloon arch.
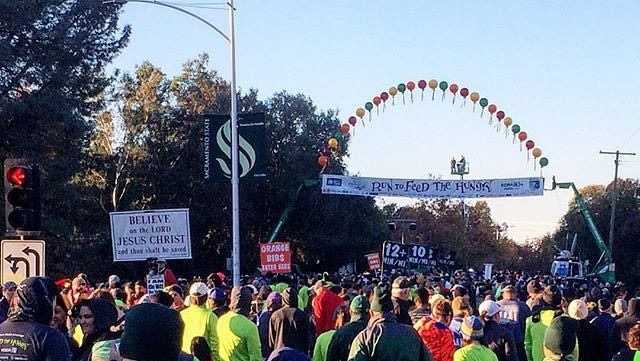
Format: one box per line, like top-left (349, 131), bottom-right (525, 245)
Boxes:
top-left (317, 78), bottom-right (549, 173)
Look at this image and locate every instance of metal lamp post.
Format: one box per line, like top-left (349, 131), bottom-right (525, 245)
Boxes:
top-left (107, 0), bottom-right (241, 286)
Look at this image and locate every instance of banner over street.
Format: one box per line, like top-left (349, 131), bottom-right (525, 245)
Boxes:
top-left (322, 175), bottom-right (543, 199)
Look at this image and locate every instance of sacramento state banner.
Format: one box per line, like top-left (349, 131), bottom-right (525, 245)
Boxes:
top-left (321, 175), bottom-right (543, 199)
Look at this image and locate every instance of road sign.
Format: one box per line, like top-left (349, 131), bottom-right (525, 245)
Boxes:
top-left (1, 240), bottom-right (45, 283)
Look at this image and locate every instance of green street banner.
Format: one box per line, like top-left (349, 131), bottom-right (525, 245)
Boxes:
top-left (203, 113), bottom-right (267, 182)
top-left (321, 175), bottom-right (543, 199)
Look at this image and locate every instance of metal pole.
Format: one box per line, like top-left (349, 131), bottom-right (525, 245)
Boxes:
top-left (228, 0), bottom-right (240, 287)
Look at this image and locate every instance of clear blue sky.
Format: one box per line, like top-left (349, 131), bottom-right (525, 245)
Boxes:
top-left (110, 1), bottom-right (640, 243)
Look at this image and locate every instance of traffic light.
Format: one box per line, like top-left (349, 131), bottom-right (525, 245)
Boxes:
top-left (4, 159), bottom-right (40, 233)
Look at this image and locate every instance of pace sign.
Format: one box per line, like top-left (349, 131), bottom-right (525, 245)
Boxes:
top-left (382, 241), bottom-right (438, 272)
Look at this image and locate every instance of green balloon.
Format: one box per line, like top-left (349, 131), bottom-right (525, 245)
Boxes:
top-left (365, 102), bottom-right (374, 111)
top-left (479, 98), bottom-right (488, 107)
top-left (539, 157), bottom-right (549, 167)
top-left (511, 124), bottom-right (521, 134)
top-left (397, 83), bottom-right (406, 93)
top-left (439, 81), bottom-right (448, 91)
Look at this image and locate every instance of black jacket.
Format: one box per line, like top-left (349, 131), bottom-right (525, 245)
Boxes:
top-left (575, 318), bottom-right (604, 361)
top-left (326, 318), bottom-right (368, 361)
top-left (483, 319), bottom-right (519, 361)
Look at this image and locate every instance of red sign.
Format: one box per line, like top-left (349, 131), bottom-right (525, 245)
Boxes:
top-left (260, 242), bottom-right (291, 273)
top-left (365, 252), bottom-right (381, 270)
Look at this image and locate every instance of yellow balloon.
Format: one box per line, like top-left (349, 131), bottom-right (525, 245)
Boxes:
top-left (532, 148), bottom-right (542, 158)
top-left (503, 117), bottom-right (513, 127)
top-left (355, 108), bottom-right (366, 118)
top-left (328, 138), bottom-right (339, 149)
top-left (470, 92), bottom-right (480, 102)
top-left (428, 79), bottom-right (438, 90)
top-left (388, 87), bottom-right (398, 96)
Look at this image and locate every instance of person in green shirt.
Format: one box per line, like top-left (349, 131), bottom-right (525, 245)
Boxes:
top-left (453, 316), bottom-right (498, 361)
top-left (314, 304), bottom-right (349, 361)
top-left (180, 282), bottom-right (218, 360)
top-left (217, 286), bottom-right (262, 361)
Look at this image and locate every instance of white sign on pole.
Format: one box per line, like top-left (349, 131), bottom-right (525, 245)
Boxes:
top-left (1, 240), bottom-right (45, 284)
top-left (110, 209), bottom-right (192, 262)
top-left (322, 175), bottom-right (544, 199)
top-left (484, 263), bottom-right (493, 280)
top-left (147, 274), bottom-right (165, 294)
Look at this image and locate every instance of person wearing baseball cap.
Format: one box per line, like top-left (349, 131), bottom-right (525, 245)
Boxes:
top-left (180, 282), bottom-right (218, 360)
top-left (454, 316), bottom-right (498, 361)
top-left (208, 288), bottom-right (229, 318)
top-left (479, 300), bottom-right (517, 361)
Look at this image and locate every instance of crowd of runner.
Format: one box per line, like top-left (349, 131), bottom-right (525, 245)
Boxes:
top-left (0, 268), bottom-right (638, 361)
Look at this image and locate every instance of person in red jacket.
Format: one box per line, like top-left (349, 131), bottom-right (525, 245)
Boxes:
top-left (312, 281), bottom-right (344, 335)
top-left (416, 298), bottom-right (456, 361)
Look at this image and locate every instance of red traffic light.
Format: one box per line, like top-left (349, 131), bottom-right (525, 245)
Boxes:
top-left (6, 166), bottom-right (27, 186)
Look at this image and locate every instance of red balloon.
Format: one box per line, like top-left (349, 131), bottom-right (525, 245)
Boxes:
top-left (496, 110), bottom-right (505, 120)
top-left (418, 80), bottom-right (427, 90)
top-left (460, 88), bottom-right (469, 97)
top-left (488, 104), bottom-right (497, 114)
top-left (449, 84), bottom-right (459, 94)
top-left (518, 131), bottom-right (528, 142)
top-left (340, 124), bottom-right (350, 135)
top-left (348, 116), bottom-right (357, 126)
top-left (380, 92), bottom-right (389, 102)
top-left (373, 96), bottom-right (381, 105)
top-left (318, 155), bottom-right (329, 167)
top-left (526, 140), bottom-right (535, 150)
top-left (407, 81), bottom-right (416, 91)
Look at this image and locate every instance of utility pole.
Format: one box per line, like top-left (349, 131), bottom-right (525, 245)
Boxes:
top-left (599, 150), bottom-right (636, 266)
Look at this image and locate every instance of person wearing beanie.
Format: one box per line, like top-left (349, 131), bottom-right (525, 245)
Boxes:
top-left (180, 282), bottom-right (218, 360)
top-left (416, 299), bottom-right (455, 361)
top-left (269, 287), bottom-right (314, 356)
top-left (590, 298), bottom-right (616, 360)
top-left (118, 303), bottom-right (194, 361)
top-left (454, 316), bottom-right (498, 361)
top-left (526, 280), bottom-right (544, 312)
top-left (525, 285), bottom-right (564, 361)
top-left (326, 295), bottom-right (370, 361)
top-left (259, 292), bottom-right (283, 359)
top-left (450, 296), bottom-right (472, 349)
top-left (567, 299), bottom-right (603, 361)
top-left (498, 285), bottom-right (530, 361)
top-left (542, 315), bottom-right (579, 361)
top-left (74, 298), bottom-right (119, 361)
top-left (478, 300), bottom-right (518, 361)
top-left (217, 286), bottom-right (262, 361)
top-left (614, 298), bottom-right (628, 319)
top-left (0, 277), bottom-right (71, 361)
top-left (348, 287), bottom-right (432, 361)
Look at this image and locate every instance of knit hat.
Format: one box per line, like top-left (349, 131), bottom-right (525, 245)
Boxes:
top-left (189, 282), bottom-right (209, 297)
top-left (265, 292), bottom-right (282, 311)
top-left (229, 286), bottom-right (253, 316)
top-left (568, 299), bottom-right (588, 320)
top-left (460, 316), bottom-right (484, 340)
top-left (614, 298), bottom-right (627, 315)
top-left (370, 287), bottom-right (393, 313)
top-left (350, 295), bottom-right (370, 314)
top-left (391, 276), bottom-right (410, 301)
top-left (479, 300), bottom-right (502, 319)
top-left (281, 287), bottom-right (298, 308)
top-left (544, 315), bottom-right (578, 357)
top-left (120, 303), bottom-right (183, 361)
top-left (452, 296), bottom-right (471, 317)
top-left (542, 285), bottom-right (562, 307)
top-left (86, 298), bottom-right (118, 334)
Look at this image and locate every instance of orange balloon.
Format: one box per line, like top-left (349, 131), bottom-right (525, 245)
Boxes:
top-left (470, 92), bottom-right (480, 102)
top-left (328, 138), bottom-right (339, 150)
top-left (532, 148), bottom-right (542, 158)
top-left (503, 117), bottom-right (513, 127)
top-left (428, 79), bottom-right (438, 90)
top-left (355, 108), bottom-right (366, 118)
top-left (388, 87), bottom-right (398, 96)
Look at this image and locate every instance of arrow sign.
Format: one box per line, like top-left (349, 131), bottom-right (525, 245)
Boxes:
top-left (4, 255), bottom-right (30, 277)
top-left (22, 247), bottom-right (40, 275)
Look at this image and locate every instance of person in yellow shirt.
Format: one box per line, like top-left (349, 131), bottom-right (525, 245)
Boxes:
top-left (180, 282), bottom-right (218, 360)
top-left (217, 286), bottom-right (262, 361)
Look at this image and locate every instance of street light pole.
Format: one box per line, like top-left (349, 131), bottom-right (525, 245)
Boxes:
top-left (108, 0), bottom-right (241, 286)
